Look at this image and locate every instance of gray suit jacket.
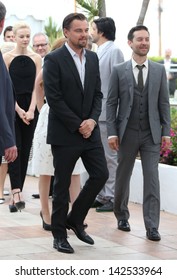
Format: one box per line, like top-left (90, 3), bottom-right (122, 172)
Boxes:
top-left (106, 59), bottom-right (171, 144)
top-left (0, 51), bottom-right (16, 156)
top-left (98, 41), bottom-right (124, 121)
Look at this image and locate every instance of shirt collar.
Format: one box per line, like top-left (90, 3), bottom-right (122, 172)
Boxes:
top-left (97, 40), bottom-right (112, 54)
top-left (65, 42), bottom-right (86, 58)
top-left (131, 58), bottom-right (148, 69)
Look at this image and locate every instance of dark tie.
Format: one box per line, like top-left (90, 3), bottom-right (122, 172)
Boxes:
top-left (137, 65), bottom-right (144, 92)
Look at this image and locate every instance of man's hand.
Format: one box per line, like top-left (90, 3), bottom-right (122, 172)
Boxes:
top-left (161, 136), bottom-right (171, 150)
top-left (79, 119), bottom-right (95, 139)
top-left (4, 146), bottom-right (18, 163)
top-left (108, 136), bottom-right (119, 151)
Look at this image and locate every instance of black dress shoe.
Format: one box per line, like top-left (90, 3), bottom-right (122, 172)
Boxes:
top-left (83, 223), bottom-right (88, 229)
top-left (91, 200), bottom-right (103, 208)
top-left (96, 201), bottom-right (113, 212)
top-left (66, 220), bottom-right (94, 245)
top-left (32, 194), bottom-right (40, 199)
top-left (118, 220), bottom-right (131, 231)
top-left (53, 237), bottom-right (74, 253)
top-left (146, 228), bottom-right (161, 241)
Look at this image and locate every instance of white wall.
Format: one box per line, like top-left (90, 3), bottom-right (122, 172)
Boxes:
top-left (130, 159), bottom-right (177, 215)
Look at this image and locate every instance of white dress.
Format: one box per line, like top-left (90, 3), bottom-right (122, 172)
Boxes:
top-left (32, 103), bottom-right (85, 176)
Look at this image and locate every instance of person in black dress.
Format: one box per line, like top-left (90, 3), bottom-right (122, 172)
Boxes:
top-left (3, 21), bottom-right (42, 212)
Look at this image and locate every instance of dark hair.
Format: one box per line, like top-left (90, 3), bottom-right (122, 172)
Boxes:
top-left (0, 1), bottom-right (6, 21)
top-left (93, 17), bottom-right (116, 41)
top-left (62, 13), bottom-right (87, 30)
top-left (128, 25), bottom-right (149, 41)
top-left (3, 25), bottom-right (13, 37)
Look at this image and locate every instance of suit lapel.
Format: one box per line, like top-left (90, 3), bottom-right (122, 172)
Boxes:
top-left (148, 60), bottom-right (155, 98)
top-left (63, 46), bottom-right (84, 94)
top-left (125, 60), bottom-right (134, 102)
top-left (83, 51), bottom-right (90, 95)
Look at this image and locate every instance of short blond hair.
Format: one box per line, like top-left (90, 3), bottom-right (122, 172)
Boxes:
top-left (13, 21), bottom-right (31, 35)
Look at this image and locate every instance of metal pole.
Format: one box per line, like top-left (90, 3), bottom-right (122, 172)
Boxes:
top-left (74, 0), bottom-right (76, 12)
top-left (158, 0), bottom-right (163, 57)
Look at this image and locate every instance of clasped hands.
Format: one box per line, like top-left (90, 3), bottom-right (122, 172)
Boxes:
top-left (79, 119), bottom-right (95, 139)
top-left (17, 108), bottom-right (34, 125)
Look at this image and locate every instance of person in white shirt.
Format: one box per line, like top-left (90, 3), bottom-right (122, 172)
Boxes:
top-left (91, 17), bottom-right (124, 212)
top-left (159, 48), bottom-right (177, 98)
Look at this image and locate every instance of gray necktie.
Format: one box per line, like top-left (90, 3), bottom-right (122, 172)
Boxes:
top-left (137, 65), bottom-right (144, 92)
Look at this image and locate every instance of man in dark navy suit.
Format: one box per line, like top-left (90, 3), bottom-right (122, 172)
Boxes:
top-left (0, 1), bottom-right (17, 165)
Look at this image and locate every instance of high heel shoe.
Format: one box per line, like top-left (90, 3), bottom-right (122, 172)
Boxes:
top-left (12, 191), bottom-right (25, 211)
top-left (9, 204), bottom-right (18, 212)
top-left (40, 211), bottom-right (51, 231)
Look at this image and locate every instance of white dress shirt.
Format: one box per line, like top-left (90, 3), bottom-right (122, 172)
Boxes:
top-left (65, 42), bottom-right (86, 88)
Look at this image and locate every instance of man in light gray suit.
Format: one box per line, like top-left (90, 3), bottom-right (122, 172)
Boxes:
top-left (91, 17), bottom-right (124, 212)
top-left (106, 25), bottom-right (171, 241)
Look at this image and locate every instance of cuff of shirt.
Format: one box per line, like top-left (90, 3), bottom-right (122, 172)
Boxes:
top-left (108, 135), bottom-right (118, 139)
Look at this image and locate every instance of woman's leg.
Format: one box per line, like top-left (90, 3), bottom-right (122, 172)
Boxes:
top-left (69, 174), bottom-right (81, 205)
top-left (39, 175), bottom-right (51, 224)
top-left (0, 163), bottom-right (8, 199)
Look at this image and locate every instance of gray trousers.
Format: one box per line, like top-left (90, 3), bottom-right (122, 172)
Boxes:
top-left (96, 121), bottom-right (118, 203)
top-left (114, 127), bottom-right (161, 230)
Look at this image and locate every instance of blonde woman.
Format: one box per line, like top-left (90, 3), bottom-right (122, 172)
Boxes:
top-left (3, 21), bottom-right (42, 212)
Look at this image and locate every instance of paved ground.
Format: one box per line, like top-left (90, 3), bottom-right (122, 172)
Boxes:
top-left (1, 174), bottom-right (177, 260)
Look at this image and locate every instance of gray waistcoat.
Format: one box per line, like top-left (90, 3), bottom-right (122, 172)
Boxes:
top-left (127, 76), bottom-right (150, 130)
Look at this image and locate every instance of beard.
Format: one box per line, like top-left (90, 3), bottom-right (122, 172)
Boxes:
top-left (78, 40), bottom-right (87, 48)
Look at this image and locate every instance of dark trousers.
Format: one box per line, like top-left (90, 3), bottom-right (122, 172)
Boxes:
top-left (51, 140), bottom-right (109, 239)
top-left (8, 113), bottom-right (37, 190)
top-left (49, 176), bottom-right (54, 196)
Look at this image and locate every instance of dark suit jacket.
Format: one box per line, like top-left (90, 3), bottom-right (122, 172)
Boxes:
top-left (43, 45), bottom-right (103, 146)
top-left (0, 51), bottom-right (16, 156)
